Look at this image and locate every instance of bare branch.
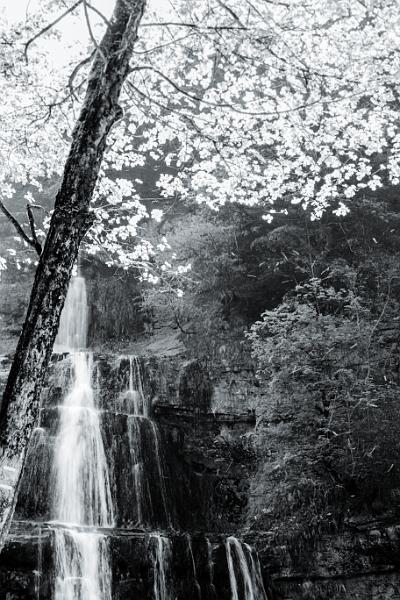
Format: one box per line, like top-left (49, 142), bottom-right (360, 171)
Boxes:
top-left (68, 50), bottom-right (96, 100)
top-left (140, 21), bottom-right (247, 30)
top-left (0, 199), bottom-right (39, 252)
top-left (174, 313), bottom-right (196, 335)
top-left (82, 0), bottom-right (107, 63)
top-left (131, 65), bottom-right (368, 117)
top-left (24, 0), bottom-right (83, 62)
top-left (215, 0), bottom-right (246, 27)
top-left (86, 3), bottom-right (112, 28)
top-left (26, 205), bottom-right (42, 255)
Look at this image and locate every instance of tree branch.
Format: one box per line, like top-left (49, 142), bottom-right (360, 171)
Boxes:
top-left (0, 199), bottom-right (39, 253)
top-left (140, 21), bottom-right (246, 30)
top-left (86, 3), bottom-right (112, 27)
top-left (215, 0), bottom-right (246, 27)
top-left (174, 313), bottom-right (196, 335)
top-left (26, 205), bottom-right (42, 255)
top-left (68, 50), bottom-right (96, 100)
top-left (131, 65), bottom-right (367, 117)
top-left (24, 0), bottom-right (83, 62)
top-left (82, 0), bottom-right (107, 63)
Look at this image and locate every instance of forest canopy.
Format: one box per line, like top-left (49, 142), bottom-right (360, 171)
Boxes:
top-left (2, 0), bottom-right (400, 273)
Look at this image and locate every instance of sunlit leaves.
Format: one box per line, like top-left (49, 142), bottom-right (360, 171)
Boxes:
top-left (2, 0), bottom-right (400, 272)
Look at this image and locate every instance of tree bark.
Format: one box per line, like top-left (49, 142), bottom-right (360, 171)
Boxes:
top-left (0, 0), bottom-right (146, 548)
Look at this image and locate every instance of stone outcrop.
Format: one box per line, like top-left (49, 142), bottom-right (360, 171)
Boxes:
top-left (2, 352), bottom-right (400, 598)
top-left (0, 353), bottom-right (260, 597)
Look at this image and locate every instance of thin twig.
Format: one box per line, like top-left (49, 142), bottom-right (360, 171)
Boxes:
top-left (140, 21), bottom-right (247, 30)
top-left (174, 313), bottom-right (196, 335)
top-left (82, 0), bottom-right (107, 63)
top-left (24, 0), bottom-right (83, 62)
top-left (215, 0), bottom-right (246, 27)
top-left (68, 50), bottom-right (96, 100)
top-left (86, 3), bottom-right (112, 27)
top-left (0, 199), bottom-right (38, 252)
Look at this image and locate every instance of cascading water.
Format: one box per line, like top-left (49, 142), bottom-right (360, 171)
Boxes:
top-left (187, 534), bottom-right (202, 600)
top-left (151, 533), bottom-right (171, 600)
top-left (51, 276), bottom-right (113, 600)
top-left (54, 276), bottom-right (88, 353)
top-left (206, 538), bottom-right (217, 597)
top-left (53, 529), bottom-right (112, 600)
top-left (123, 356), bottom-right (171, 528)
top-left (245, 543), bottom-right (269, 600)
top-left (226, 536), bottom-right (269, 600)
top-left (52, 353), bottom-right (113, 526)
top-left (9, 275), bottom-right (270, 598)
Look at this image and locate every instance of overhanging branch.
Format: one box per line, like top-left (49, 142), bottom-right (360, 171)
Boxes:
top-left (24, 0), bottom-right (83, 62)
top-left (0, 199), bottom-right (41, 254)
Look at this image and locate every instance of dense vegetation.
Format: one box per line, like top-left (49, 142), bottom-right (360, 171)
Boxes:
top-left (138, 184), bottom-right (400, 554)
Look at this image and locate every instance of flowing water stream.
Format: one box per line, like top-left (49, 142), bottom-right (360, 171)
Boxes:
top-left (47, 275), bottom-right (268, 599)
top-left (226, 536), bottom-right (268, 600)
top-left (151, 533), bottom-right (171, 600)
top-left (123, 355), bottom-right (171, 528)
top-left (52, 277), bottom-right (113, 600)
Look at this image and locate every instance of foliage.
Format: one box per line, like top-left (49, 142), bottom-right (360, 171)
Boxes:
top-left (247, 250), bottom-right (400, 549)
top-left (122, 0), bottom-right (400, 219)
top-left (3, 1), bottom-right (400, 276)
top-left (142, 202), bottom-right (310, 360)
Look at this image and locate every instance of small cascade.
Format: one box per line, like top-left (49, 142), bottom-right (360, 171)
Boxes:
top-left (53, 528), bottom-right (112, 600)
top-left (34, 525), bottom-right (43, 599)
top-left (51, 276), bottom-right (113, 600)
top-left (206, 538), bottom-right (217, 597)
top-left (151, 533), bottom-right (171, 600)
top-left (129, 355), bottom-right (148, 416)
top-left (187, 534), bottom-right (202, 600)
top-left (245, 543), bottom-right (269, 600)
top-left (226, 536), bottom-right (268, 600)
top-left (122, 356), bottom-right (171, 528)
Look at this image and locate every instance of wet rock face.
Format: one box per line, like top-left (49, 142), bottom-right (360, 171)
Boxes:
top-left (5, 351), bottom-right (400, 599)
top-left (250, 525), bottom-right (400, 600)
top-left (178, 359), bottom-right (212, 411)
top-left (14, 354), bottom-right (255, 533)
top-left (3, 353), bottom-right (262, 597)
top-left (0, 527), bottom-right (240, 600)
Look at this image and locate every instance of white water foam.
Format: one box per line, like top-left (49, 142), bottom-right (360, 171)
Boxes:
top-left (226, 536), bottom-right (268, 600)
top-left (51, 276), bottom-right (113, 600)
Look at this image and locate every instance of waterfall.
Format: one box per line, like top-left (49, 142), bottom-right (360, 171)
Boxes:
top-left (124, 356), bottom-right (170, 528)
top-left (128, 355), bottom-right (148, 416)
top-left (34, 525), bottom-right (43, 600)
top-left (245, 543), bottom-right (269, 600)
top-left (20, 276), bottom-right (270, 599)
top-left (226, 536), bottom-right (268, 600)
top-left (151, 533), bottom-right (171, 600)
top-left (51, 276), bottom-right (113, 600)
top-left (52, 353), bottom-right (113, 526)
top-left (54, 276), bottom-right (88, 352)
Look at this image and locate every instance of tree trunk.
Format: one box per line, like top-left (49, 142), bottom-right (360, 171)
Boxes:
top-left (0, 0), bottom-right (146, 548)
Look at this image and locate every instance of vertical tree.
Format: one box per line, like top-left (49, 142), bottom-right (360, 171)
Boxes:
top-left (0, 0), bottom-right (146, 546)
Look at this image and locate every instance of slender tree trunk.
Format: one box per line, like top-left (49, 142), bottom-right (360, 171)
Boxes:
top-left (0, 0), bottom-right (146, 547)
